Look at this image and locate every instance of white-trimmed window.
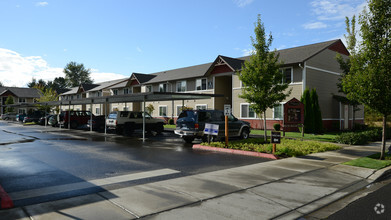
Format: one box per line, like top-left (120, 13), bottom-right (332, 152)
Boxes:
top-left (196, 78), bottom-right (207, 91)
top-left (123, 88), bottom-right (129, 94)
top-left (97, 91), bottom-right (102, 97)
top-left (282, 67), bottom-right (293, 84)
top-left (273, 104), bottom-right (284, 119)
top-left (18, 98), bottom-right (26, 103)
top-left (96, 108), bottom-right (100, 115)
top-left (176, 81), bottom-right (187, 92)
top-left (159, 83), bottom-right (168, 92)
top-left (196, 104), bottom-right (207, 110)
top-left (146, 85), bottom-right (152, 92)
top-left (159, 106), bottom-right (167, 117)
top-left (241, 104), bottom-right (256, 118)
top-left (113, 89), bottom-right (118, 95)
top-left (18, 108), bottom-right (26, 114)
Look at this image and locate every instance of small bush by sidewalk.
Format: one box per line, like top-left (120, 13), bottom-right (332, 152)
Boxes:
top-left (334, 127), bottom-right (391, 145)
top-left (201, 138), bottom-right (340, 157)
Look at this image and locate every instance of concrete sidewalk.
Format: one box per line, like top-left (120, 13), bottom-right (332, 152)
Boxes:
top-left (1, 142), bottom-right (390, 219)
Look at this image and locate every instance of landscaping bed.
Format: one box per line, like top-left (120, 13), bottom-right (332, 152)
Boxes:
top-left (198, 138), bottom-right (341, 158)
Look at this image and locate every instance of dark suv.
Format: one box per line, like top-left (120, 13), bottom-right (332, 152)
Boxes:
top-left (58, 110), bottom-right (94, 129)
top-left (174, 110), bottom-right (251, 143)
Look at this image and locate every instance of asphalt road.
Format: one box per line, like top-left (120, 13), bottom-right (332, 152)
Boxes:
top-left (0, 121), bottom-right (269, 207)
top-left (326, 176), bottom-right (391, 220)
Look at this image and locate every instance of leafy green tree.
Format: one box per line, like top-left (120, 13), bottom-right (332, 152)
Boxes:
top-left (63, 61), bottom-right (93, 87)
top-left (5, 95), bottom-right (14, 113)
top-left (301, 89), bottom-right (314, 133)
top-left (310, 88), bottom-right (323, 134)
top-left (146, 103), bottom-right (155, 115)
top-left (341, 0), bottom-right (391, 159)
top-left (34, 85), bottom-right (59, 113)
top-left (336, 16), bottom-right (360, 130)
top-left (238, 14), bottom-right (291, 142)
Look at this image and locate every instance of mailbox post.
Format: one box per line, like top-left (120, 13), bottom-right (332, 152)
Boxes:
top-left (271, 131), bottom-right (281, 154)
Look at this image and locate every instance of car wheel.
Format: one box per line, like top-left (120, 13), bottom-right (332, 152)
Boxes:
top-left (183, 137), bottom-right (195, 144)
top-left (70, 121), bottom-right (78, 129)
top-left (123, 123), bottom-right (134, 136)
top-left (240, 128), bottom-right (250, 139)
top-left (155, 123), bottom-right (164, 134)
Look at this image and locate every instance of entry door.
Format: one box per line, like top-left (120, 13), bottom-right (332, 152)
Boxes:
top-left (344, 105), bottom-right (349, 129)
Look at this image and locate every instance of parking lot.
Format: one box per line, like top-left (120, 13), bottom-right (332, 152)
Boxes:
top-left (0, 120), bottom-right (270, 207)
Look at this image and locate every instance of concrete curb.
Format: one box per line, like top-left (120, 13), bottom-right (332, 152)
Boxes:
top-left (192, 144), bottom-right (279, 159)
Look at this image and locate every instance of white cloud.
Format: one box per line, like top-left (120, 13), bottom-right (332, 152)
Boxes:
top-left (36, 2), bottom-right (48, 7)
top-left (91, 71), bottom-right (128, 84)
top-left (303, 22), bottom-right (328, 29)
top-left (242, 48), bottom-right (254, 56)
top-left (233, 0), bottom-right (254, 7)
top-left (310, 0), bottom-right (367, 21)
top-left (0, 48), bottom-right (127, 87)
top-left (136, 47), bottom-right (142, 53)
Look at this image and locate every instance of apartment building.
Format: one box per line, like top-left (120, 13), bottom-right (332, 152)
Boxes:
top-left (58, 39), bottom-right (363, 131)
top-left (0, 87), bottom-right (41, 114)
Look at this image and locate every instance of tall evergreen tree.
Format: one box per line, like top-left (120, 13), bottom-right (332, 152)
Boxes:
top-left (63, 61), bottom-right (93, 87)
top-left (310, 88), bottom-right (323, 134)
top-left (301, 89), bottom-right (314, 133)
top-left (238, 14), bottom-right (291, 142)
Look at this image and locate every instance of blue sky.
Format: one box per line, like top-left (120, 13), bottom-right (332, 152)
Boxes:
top-left (0, 0), bottom-right (367, 87)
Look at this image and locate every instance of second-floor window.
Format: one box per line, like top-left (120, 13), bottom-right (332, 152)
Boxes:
top-left (123, 88), bottom-right (129, 94)
top-left (146, 85), bottom-right (152, 92)
top-left (159, 83), bottom-right (168, 92)
top-left (196, 78), bottom-right (207, 90)
top-left (97, 91), bottom-right (102, 97)
top-left (113, 89), bottom-right (118, 95)
top-left (18, 98), bottom-right (26, 103)
top-left (176, 81), bottom-right (186, 92)
top-left (282, 68), bottom-right (292, 84)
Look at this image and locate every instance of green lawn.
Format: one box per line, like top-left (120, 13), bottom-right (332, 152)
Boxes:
top-left (343, 153), bottom-right (391, 169)
top-left (164, 124), bottom-right (176, 129)
top-left (250, 129), bottom-right (338, 142)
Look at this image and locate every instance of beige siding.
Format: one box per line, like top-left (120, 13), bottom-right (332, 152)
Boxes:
top-left (306, 49), bottom-right (347, 74)
top-left (232, 84), bottom-right (302, 119)
top-left (305, 68), bottom-right (341, 118)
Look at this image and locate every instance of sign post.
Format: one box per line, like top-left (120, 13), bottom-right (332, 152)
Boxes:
top-left (271, 131), bottom-right (281, 154)
top-left (224, 105), bottom-right (231, 147)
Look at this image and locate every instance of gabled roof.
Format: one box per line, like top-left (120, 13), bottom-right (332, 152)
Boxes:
top-left (145, 63), bottom-right (212, 84)
top-left (0, 87), bottom-right (41, 98)
top-left (88, 78), bottom-right (128, 91)
top-left (80, 83), bottom-right (99, 92)
top-left (61, 86), bottom-right (79, 95)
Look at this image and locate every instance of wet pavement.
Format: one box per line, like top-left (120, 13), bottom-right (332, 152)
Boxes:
top-left (0, 121), bottom-right (269, 207)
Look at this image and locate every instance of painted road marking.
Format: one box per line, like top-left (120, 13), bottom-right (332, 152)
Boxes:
top-left (9, 168), bottom-right (180, 201)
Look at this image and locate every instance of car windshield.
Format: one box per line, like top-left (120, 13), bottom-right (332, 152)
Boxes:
top-left (108, 113), bottom-right (117, 119)
top-left (178, 111), bottom-right (195, 119)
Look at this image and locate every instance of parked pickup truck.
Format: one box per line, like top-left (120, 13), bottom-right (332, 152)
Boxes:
top-left (106, 111), bottom-right (165, 136)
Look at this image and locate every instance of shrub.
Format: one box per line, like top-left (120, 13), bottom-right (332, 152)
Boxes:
top-left (201, 138), bottom-right (340, 157)
top-left (168, 118), bottom-right (175, 125)
top-left (273, 123), bottom-right (281, 131)
top-left (334, 128), bottom-right (383, 145)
